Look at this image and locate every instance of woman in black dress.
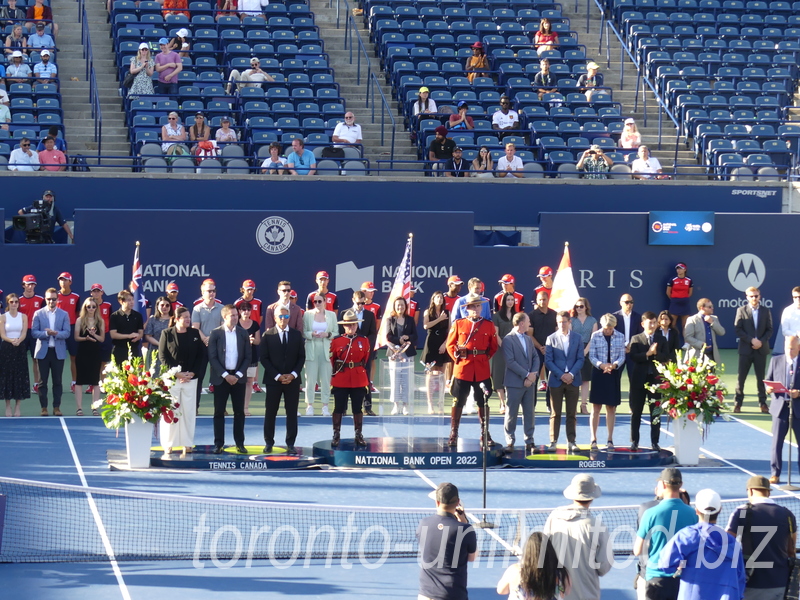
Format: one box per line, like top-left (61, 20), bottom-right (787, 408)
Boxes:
top-left (422, 291), bottom-right (451, 414)
top-left (237, 301), bottom-right (261, 417)
top-left (492, 292), bottom-right (518, 415)
top-left (75, 297), bottom-right (105, 416)
top-left (0, 293), bottom-right (29, 417)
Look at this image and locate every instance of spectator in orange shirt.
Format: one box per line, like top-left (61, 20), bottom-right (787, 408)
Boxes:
top-left (38, 136), bottom-right (66, 171)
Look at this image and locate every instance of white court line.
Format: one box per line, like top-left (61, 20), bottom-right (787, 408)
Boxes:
top-left (59, 418), bottom-right (132, 600)
top-left (730, 415), bottom-right (798, 449)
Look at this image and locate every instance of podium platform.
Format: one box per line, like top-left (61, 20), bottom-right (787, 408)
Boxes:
top-left (107, 445), bottom-right (327, 471)
top-left (502, 444), bottom-right (674, 469)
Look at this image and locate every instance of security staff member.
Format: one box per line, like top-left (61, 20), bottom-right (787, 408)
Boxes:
top-left (330, 310), bottom-right (370, 448)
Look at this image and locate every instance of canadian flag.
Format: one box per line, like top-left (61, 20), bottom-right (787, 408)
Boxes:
top-left (548, 242), bottom-right (580, 312)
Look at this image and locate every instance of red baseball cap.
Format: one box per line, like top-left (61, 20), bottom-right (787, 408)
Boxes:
top-left (90, 283), bottom-right (104, 292)
top-left (58, 272), bottom-right (72, 281)
top-left (675, 263), bottom-right (687, 270)
top-left (289, 289), bottom-right (298, 298)
top-left (499, 274), bottom-right (515, 285)
top-left (447, 275), bottom-right (463, 285)
top-left (537, 266), bottom-right (553, 278)
top-left (22, 274), bottom-right (36, 284)
top-left (166, 282), bottom-right (179, 292)
top-left (361, 281), bottom-right (377, 292)
top-left (316, 271), bottom-right (330, 279)
top-left (202, 278), bottom-right (216, 287)
top-left (242, 279), bottom-right (256, 289)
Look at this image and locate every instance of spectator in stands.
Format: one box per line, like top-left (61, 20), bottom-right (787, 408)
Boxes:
top-left (155, 37), bottom-right (182, 95)
top-left (332, 112), bottom-right (363, 148)
top-left (578, 62), bottom-right (604, 102)
top-left (261, 142), bottom-right (287, 174)
top-left (631, 146), bottom-right (664, 180)
top-left (6, 51), bottom-right (31, 84)
top-left (471, 145), bottom-right (494, 178)
top-left (168, 28), bottom-right (191, 58)
top-left (443, 147), bottom-right (469, 177)
top-left (492, 95), bottom-right (520, 137)
top-left (577, 145), bottom-right (612, 179)
top-left (238, 0), bottom-right (268, 19)
top-left (496, 143), bottom-right (524, 178)
top-left (533, 18), bottom-right (559, 55)
top-left (448, 101), bottom-right (474, 131)
top-left (411, 86), bottom-right (437, 117)
top-left (33, 49), bottom-right (56, 83)
top-left (27, 22), bottom-right (54, 50)
top-left (37, 126), bottom-right (66, 153)
top-left (216, 0), bottom-right (237, 20)
top-left (162, 0), bottom-right (189, 20)
top-left (226, 57), bottom-right (274, 93)
top-left (4, 24), bottom-right (27, 57)
top-left (128, 43), bottom-right (155, 99)
top-left (0, 101), bottom-right (9, 131)
top-left (286, 138), bottom-right (316, 176)
top-left (533, 58), bottom-right (558, 100)
top-left (0, 89), bottom-right (9, 107)
top-left (38, 136), bottom-right (66, 172)
top-left (215, 116), bottom-right (238, 143)
top-left (619, 118), bottom-right (641, 150)
top-left (189, 112), bottom-right (210, 144)
top-left (1, 0), bottom-right (26, 28)
top-left (8, 137), bottom-right (40, 171)
top-left (428, 125), bottom-right (455, 177)
top-left (26, 0), bottom-right (57, 35)
top-left (465, 41), bottom-right (488, 84)
top-left (161, 112), bottom-right (188, 154)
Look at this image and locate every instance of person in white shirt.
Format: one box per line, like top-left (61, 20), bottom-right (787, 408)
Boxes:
top-left (631, 146), bottom-right (663, 180)
top-left (496, 143), bottom-right (524, 178)
top-left (226, 57), bottom-right (275, 93)
top-left (332, 112), bottom-right (363, 148)
top-left (775, 287), bottom-right (800, 355)
top-left (8, 137), bottom-right (40, 171)
top-left (238, 0), bottom-right (268, 18)
top-left (491, 95), bottom-right (520, 135)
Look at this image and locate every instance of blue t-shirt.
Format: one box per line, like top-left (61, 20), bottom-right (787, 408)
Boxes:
top-left (417, 511), bottom-right (477, 600)
top-left (637, 497), bottom-right (698, 580)
top-left (287, 149), bottom-right (315, 175)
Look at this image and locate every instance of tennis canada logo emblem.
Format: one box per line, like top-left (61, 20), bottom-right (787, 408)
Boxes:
top-left (256, 216), bottom-right (294, 255)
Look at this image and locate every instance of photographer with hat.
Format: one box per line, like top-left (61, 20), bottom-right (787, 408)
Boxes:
top-left (18, 190), bottom-right (73, 242)
top-left (543, 474), bottom-right (612, 600)
top-left (417, 482), bottom-right (477, 600)
top-left (727, 475), bottom-right (797, 600)
top-left (577, 144), bottom-right (612, 180)
top-left (634, 468), bottom-right (697, 600)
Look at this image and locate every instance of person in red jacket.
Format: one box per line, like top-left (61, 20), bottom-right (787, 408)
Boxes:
top-left (19, 274), bottom-right (43, 389)
top-left (446, 293), bottom-right (498, 447)
top-left (329, 310), bottom-right (370, 448)
top-left (57, 272), bottom-right (80, 391)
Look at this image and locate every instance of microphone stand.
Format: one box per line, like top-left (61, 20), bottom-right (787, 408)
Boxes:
top-left (780, 373), bottom-right (800, 491)
top-left (478, 383), bottom-right (495, 529)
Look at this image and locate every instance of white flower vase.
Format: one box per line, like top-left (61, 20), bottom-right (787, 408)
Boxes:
top-left (672, 414), bottom-right (702, 465)
top-left (125, 414), bottom-right (154, 469)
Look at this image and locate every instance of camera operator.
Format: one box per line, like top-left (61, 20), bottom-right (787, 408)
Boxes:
top-left (17, 190), bottom-right (74, 244)
top-left (577, 144), bottom-right (612, 180)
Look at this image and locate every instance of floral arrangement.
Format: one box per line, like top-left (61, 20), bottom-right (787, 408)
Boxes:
top-left (93, 352), bottom-right (181, 429)
top-left (645, 349), bottom-right (728, 430)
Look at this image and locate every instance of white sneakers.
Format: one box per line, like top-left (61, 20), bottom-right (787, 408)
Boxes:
top-left (402, 405), bottom-right (409, 416)
top-left (321, 405), bottom-right (330, 417)
top-left (391, 403), bottom-right (399, 415)
top-left (305, 404), bottom-right (314, 416)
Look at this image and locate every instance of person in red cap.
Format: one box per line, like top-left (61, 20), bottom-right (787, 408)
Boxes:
top-left (166, 282), bottom-right (183, 311)
top-left (360, 281), bottom-right (382, 321)
top-left (534, 266), bottom-right (553, 300)
top-left (89, 284), bottom-right (114, 406)
top-left (235, 279), bottom-right (264, 395)
top-left (465, 40), bottom-right (488, 83)
top-left (306, 271), bottom-right (338, 312)
top-left (56, 272), bottom-right (80, 392)
top-left (666, 262), bottom-right (693, 331)
top-left (494, 274), bottom-right (524, 314)
top-left (444, 275), bottom-right (463, 314)
top-left (408, 285), bottom-right (420, 327)
top-left (19, 275), bottom-right (43, 390)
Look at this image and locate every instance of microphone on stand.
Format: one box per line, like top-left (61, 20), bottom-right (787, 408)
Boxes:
top-left (479, 382), bottom-right (491, 398)
top-left (477, 381), bottom-right (494, 529)
top-left (781, 363), bottom-right (799, 491)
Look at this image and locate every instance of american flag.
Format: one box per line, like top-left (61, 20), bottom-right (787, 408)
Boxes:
top-left (376, 234), bottom-right (413, 349)
top-left (131, 241), bottom-right (147, 314)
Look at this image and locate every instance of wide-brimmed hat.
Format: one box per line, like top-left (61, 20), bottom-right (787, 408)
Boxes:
top-left (337, 309), bottom-right (363, 325)
top-left (471, 41), bottom-right (484, 49)
top-left (462, 292), bottom-right (488, 306)
top-left (563, 474), bottom-right (602, 501)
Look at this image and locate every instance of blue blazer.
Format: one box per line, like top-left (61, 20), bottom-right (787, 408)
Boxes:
top-left (31, 307), bottom-right (71, 360)
top-left (545, 330), bottom-right (585, 388)
top-left (766, 353), bottom-right (800, 418)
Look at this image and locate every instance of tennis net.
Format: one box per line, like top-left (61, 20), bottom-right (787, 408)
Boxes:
top-left (1, 476), bottom-right (798, 563)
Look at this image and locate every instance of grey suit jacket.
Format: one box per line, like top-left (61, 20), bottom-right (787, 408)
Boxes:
top-left (502, 330), bottom-right (539, 388)
top-left (208, 325), bottom-right (251, 385)
top-left (684, 312), bottom-right (725, 364)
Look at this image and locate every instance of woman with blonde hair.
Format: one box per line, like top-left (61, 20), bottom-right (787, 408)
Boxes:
top-left (619, 118), bottom-right (641, 149)
top-left (128, 43), bottom-right (155, 98)
top-left (303, 293), bottom-right (338, 416)
top-left (0, 293), bottom-right (29, 417)
top-left (74, 297), bottom-right (105, 416)
top-left (588, 314), bottom-right (625, 450)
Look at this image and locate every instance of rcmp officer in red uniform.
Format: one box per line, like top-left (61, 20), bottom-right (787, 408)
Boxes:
top-left (330, 310), bottom-right (370, 448)
top-left (446, 292), bottom-right (498, 447)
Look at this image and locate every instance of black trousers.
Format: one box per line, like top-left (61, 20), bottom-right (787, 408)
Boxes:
top-left (195, 346), bottom-right (208, 410)
top-left (645, 576), bottom-right (680, 600)
top-left (333, 387), bottom-right (366, 414)
top-left (213, 378), bottom-right (246, 447)
top-left (363, 353), bottom-right (374, 410)
top-left (629, 381), bottom-right (660, 445)
top-left (38, 348), bottom-right (63, 408)
top-left (735, 352), bottom-right (768, 405)
top-left (264, 382), bottom-right (300, 446)
top-left (451, 378), bottom-right (492, 408)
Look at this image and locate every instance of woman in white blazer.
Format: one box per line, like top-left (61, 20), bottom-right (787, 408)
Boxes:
top-left (303, 293), bottom-right (339, 416)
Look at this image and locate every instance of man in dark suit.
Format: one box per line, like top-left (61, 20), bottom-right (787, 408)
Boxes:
top-left (208, 304), bottom-right (251, 454)
top-left (629, 311), bottom-right (668, 452)
top-left (260, 305), bottom-right (306, 454)
top-left (545, 311), bottom-right (584, 454)
top-left (734, 286), bottom-right (773, 413)
top-left (612, 293), bottom-right (642, 382)
top-left (766, 335), bottom-right (800, 483)
top-left (503, 312), bottom-right (540, 454)
top-left (339, 290), bottom-right (378, 415)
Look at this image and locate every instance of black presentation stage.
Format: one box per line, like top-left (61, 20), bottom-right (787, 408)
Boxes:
top-left (107, 439), bottom-right (675, 471)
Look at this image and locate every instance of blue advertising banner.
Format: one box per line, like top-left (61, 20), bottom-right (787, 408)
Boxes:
top-left (649, 211), bottom-right (715, 246)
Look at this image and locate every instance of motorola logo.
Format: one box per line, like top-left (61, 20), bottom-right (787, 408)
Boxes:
top-left (727, 253), bottom-right (766, 292)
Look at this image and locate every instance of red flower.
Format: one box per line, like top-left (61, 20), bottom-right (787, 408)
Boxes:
top-left (108, 394), bottom-right (116, 402)
top-left (686, 378), bottom-right (693, 385)
top-left (669, 408), bottom-right (678, 418)
top-left (687, 366), bottom-right (696, 373)
top-left (174, 402), bottom-right (180, 409)
top-left (124, 364), bottom-right (132, 371)
top-left (680, 385), bottom-right (688, 391)
top-left (144, 412), bottom-right (152, 420)
top-left (145, 371), bottom-right (151, 378)
top-left (659, 381), bottom-right (671, 390)
top-left (128, 374), bottom-right (139, 386)
top-left (687, 401), bottom-right (695, 408)
top-left (707, 375), bottom-right (719, 385)
top-left (146, 388), bottom-right (153, 395)
top-left (717, 390), bottom-right (724, 400)
top-left (654, 400), bottom-right (661, 407)
top-left (123, 391), bottom-right (133, 402)
top-left (687, 412), bottom-right (697, 421)
top-left (669, 398), bottom-right (677, 405)
top-left (675, 369), bottom-right (682, 374)
top-left (690, 392), bottom-right (698, 400)
top-left (163, 410), bottom-right (175, 424)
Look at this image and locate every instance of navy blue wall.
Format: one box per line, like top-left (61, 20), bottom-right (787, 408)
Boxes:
top-left (1, 207), bottom-right (798, 350)
top-left (0, 176), bottom-right (782, 227)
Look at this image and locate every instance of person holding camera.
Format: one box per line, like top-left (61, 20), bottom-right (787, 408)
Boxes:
top-left (17, 190), bottom-right (73, 243)
top-left (577, 145), bottom-right (612, 180)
